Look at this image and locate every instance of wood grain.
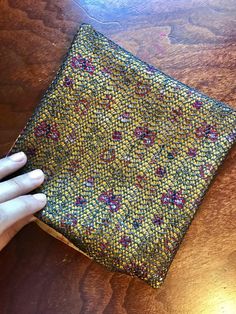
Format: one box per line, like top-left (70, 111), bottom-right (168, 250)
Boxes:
top-left (0, 1), bottom-right (236, 313)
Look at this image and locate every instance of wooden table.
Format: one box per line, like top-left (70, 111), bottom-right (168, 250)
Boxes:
top-left (0, 1), bottom-right (236, 313)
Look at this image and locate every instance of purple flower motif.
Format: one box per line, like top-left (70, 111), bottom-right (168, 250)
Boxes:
top-left (119, 236), bottom-right (131, 247)
top-left (71, 54), bottom-right (95, 75)
top-left (71, 55), bottom-right (82, 68)
top-left (134, 126), bottom-right (156, 147)
top-left (64, 77), bottom-right (73, 87)
top-left (34, 121), bottom-right (60, 142)
top-left (193, 100), bottom-right (203, 109)
top-left (99, 242), bottom-right (109, 253)
top-left (98, 190), bottom-right (122, 212)
top-left (83, 177), bottom-right (94, 187)
top-left (75, 196), bottom-right (87, 206)
top-left (112, 131), bottom-right (122, 141)
top-left (195, 122), bottom-right (218, 142)
top-left (118, 112), bottom-right (131, 122)
top-left (152, 215), bottom-right (164, 226)
top-left (187, 148), bottom-right (197, 157)
top-left (101, 67), bottom-right (112, 74)
top-left (109, 198), bottom-right (122, 212)
top-left (61, 213), bottom-right (77, 228)
top-left (200, 163), bottom-right (214, 180)
top-left (155, 166), bottom-right (166, 178)
top-left (161, 189), bottom-right (185, 208)
top-left (226, 131), bottom-right (236, 143)
top-left (146, 65), bottom-right (156, 73)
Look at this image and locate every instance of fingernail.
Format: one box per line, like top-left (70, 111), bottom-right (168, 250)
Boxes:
top-left (28, 169), bottom-right (44, 179)
top-left (32, 193), bottom-right (47, 202)
top-left (9, 152), bottom-right (25, 162)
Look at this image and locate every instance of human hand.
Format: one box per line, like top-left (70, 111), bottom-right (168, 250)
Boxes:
top-left (0, 151), bottom-right (47, 250)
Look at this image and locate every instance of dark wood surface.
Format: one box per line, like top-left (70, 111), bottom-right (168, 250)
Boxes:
top-left (0, 1), bottom-right (236, 313)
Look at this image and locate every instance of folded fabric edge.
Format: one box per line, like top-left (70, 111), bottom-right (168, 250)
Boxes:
top-left (34, 218), bottom-right (92, 259)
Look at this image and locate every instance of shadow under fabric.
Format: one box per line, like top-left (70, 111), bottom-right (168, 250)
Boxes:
top-left (6, 23), bottom-right (236, 288)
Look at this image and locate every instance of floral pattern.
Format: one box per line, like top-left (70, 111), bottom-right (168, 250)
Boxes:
top-left (98, 190), bottom-right (122, 212)
top-left (152, 215), bottom-right (164, 226)
top-left (61, 213), bottom-right (77, 229)
top-left (119, 235), bottom-right (132, 247)
top-left (9, 23), bottom-right (236, 289)
top-left (64, 77), bottom-right (74, 87)
top-left (187, 147), bottom-right (197, 157)
top-left (75, 98), bottom-right (91, 116)
top-left (193, 100), bottom-right (203, 109)
top-left (155, 166), bottom-right (166, 178)
top-left (71, 53), bottom-right (95, 74)
top-left (134, 126), bottom-right (156, 147)
top-left (161, 189), bottom-right (186, 208)
top-left (75, 196), bottom-right (87, 206)
top-left (34, 121), bottom-right (60, 141)
top-left (112, 131), bottom-right (122, 141)
top-left (195, 122), bottom-right (218, 142)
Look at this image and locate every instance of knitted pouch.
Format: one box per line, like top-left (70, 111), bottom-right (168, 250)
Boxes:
top-left (6, 23), bottom-right (236, 288)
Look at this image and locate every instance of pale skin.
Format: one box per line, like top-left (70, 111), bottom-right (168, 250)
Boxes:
top-left (0, 151), bottom-right (47, 250)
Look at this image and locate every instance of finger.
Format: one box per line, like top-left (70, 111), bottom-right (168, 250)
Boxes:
top-left (0, 169), bottom-right (45, 203)
top-left (0, 152), bottom-right (27, 180)
top-left (0, 193), bottom-right (47, 235)
top-left (0, 214), bottom-right (35, 251)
